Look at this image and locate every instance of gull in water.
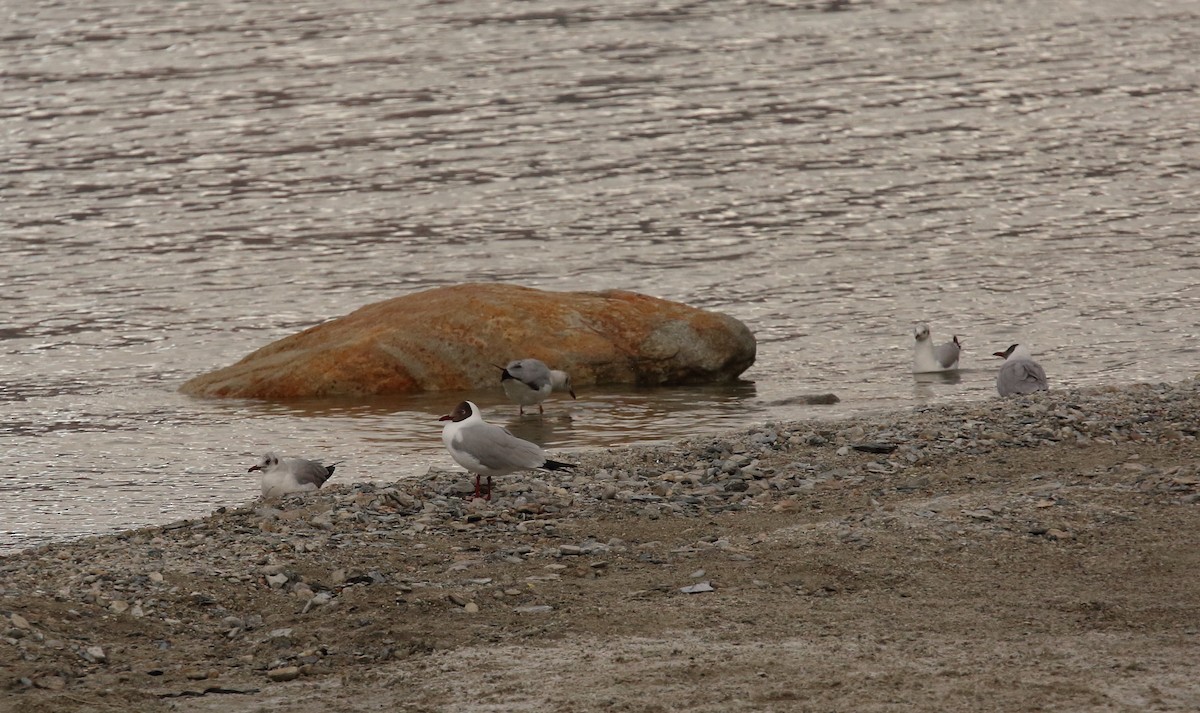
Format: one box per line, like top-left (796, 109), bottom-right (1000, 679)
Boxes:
top-left (248, 453), bottom-right (340, 499)
top-left (439, 400), bottom-right (575, 500)
top-left (497, 358), bottom-right (576, 414)
top-left (993, 343), bottom-right (1048, 396)
top-left (912, 323), bottom-right (961, 373)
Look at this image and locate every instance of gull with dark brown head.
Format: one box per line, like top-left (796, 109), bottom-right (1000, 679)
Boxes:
top-left (247, 453), bottom-right (340, 499)
top-left (438, 400), bottom-right (575, 499)
top-left (497, 358), bottom-right (576, 414)
top-left (992, 343), bottom-right (1048, 396)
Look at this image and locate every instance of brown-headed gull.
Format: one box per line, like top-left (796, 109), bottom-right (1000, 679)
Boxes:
top-left (992, 343), bottom-right (1048, 396)
top-left (912, 323), bottom-right (961, 373)
top-left (497, 358), bottom-right (576, 414)
top-left (438, 400), bottom-right (575, 499)
top-left (248, 452), bottom-right (340, 499)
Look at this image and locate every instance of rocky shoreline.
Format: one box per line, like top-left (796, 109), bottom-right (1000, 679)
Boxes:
top-left (4, 379), bottom-right (1200, 712)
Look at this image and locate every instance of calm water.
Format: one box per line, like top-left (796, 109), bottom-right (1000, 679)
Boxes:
top-left (3, 0), bottom-right (1199, 551)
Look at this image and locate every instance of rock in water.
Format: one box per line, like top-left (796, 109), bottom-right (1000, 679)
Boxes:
top-left (180, 284), bottom-right (756, 398)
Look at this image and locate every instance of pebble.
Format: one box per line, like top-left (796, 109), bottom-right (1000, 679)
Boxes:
top-left (267, 666), bottom-right (301, 682)
top-left (34, 676), bottom-right (66, 690)
top-left (514, 605), bottom-right (553, 614)
top-left (680, 581), bottom-right (715, 594)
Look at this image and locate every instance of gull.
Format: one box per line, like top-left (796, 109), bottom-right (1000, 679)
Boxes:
top-left (439, 400), bottom-right (575, 500)
top-left (497, 358), bottom-right (576, 414)
top-left (247, 453), bottom-right (340, 499)
top-left (912, 323), bottom-right (961, 373)
top-left (993, 343), bottom-right (1048, 396)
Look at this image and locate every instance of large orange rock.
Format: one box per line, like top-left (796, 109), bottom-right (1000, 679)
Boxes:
top-left (180, 284), bottom-right (756, 399)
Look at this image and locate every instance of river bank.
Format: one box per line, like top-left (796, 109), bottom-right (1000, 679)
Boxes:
top-left (4, 379), bottom-right (1200, 712)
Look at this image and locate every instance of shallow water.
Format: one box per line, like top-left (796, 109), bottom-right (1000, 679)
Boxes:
top-left (2, 0), bottom-right (1199, 551)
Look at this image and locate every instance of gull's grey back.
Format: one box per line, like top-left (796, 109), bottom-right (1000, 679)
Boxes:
top-left (506, 358), bottom-right (552, 389)
top-left (997, 359), bottom-right (1048, 396)
top-left (289, 458), bottom-right (337, 487)
top-left (934, 338), bottom-right (961, 369)
top-left (457, 422), bottom-right (547, 474)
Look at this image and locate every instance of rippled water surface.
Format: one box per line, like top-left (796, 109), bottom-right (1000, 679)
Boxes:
top-left (3, 0), bottom-right (1199, 551)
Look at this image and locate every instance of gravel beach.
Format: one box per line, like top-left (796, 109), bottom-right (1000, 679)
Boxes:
top-left (4, 380), bottom-right (1200, 712)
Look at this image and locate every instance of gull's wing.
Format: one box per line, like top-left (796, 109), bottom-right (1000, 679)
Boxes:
top-left (998, 359), bottom-right (1048, 396)
top-left (288, 458), bottom-right (335, 487)
top-left (934, 339), bottom-right (961, 369)
top-left (453, 422), bottom-right (547, 473)
top-left (508, 359), bottom-right (551, 390)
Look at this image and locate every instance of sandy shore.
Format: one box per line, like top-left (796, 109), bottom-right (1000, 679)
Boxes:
top-left (4, 381), bottom-right (1200, 712)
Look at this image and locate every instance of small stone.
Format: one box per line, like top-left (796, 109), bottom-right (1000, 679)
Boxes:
top-left (852, 442), bottom-right (897, 454)
top-left (267, 666), bottom-right (301, 682)
top-left (463, 602), bottom-right (479, 614)
top-left (558, 545), bottom-right (583, 556)
top-left (109, 600), bottom-right (129, 614)
top-left (689, 569), bottom-right (706, 579)
top-left (84, 645), bottom-right (107, 663)
top-left (34, 676), bottom-right (66, 691)
top-left (148, 572), bottom-right (164, 583)
top-left (680, 581), bottom-right (715, 594)
top-left (514, 605), bottom-right (553, 614)
top-left (266, 573), bottom-right (289, 589)
top-left (9, 613), bottom-right (30, 629)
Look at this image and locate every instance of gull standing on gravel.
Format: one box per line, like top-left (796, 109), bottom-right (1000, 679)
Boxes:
top-left (993, 344), bottom-right (1048, 396)
top-left (439, 400), bottom-right (575, 500)
top-left (247, 453), bottom-right (340, 499)
top-left (497, 358), bottom-right (576, 414)
top-left (912, 323), bottom-right (961, 373)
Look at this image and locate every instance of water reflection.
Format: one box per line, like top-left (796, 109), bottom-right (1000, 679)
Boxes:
top-left (912, 370), bottom-right (967, 401)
